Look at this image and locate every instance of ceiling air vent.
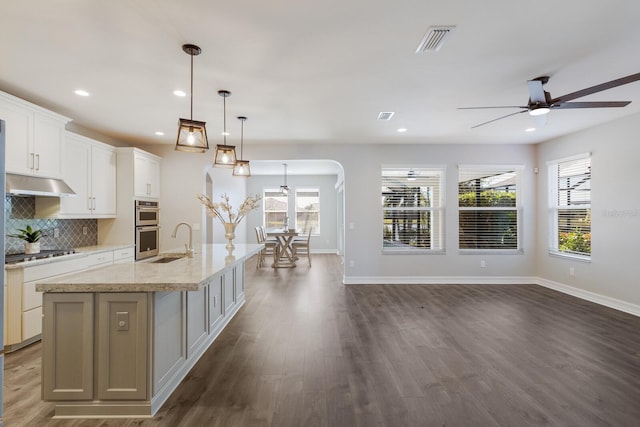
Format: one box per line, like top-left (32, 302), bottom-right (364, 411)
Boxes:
top-left (415, 25), bottom-right (456, 53)
top-left (378, 111), bottom-right (394, 121)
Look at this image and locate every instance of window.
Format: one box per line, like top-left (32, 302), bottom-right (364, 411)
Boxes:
top-left (458, 166), bottom-right (521, 252)
top-left (263, 189), bottom-right (288, 229)
top-left (548, 154), bottom-right (591, 258)
top-left (382, 167), bottom-right (444, 253)
top-left (295, 188), bottom-right (320, 234)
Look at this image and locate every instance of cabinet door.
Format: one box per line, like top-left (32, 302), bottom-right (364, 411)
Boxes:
top-left (133, 154), bottom-right (149, 197)
top-left (59, 134), bottom-right (92, 215)
top-left (91, 144), bottom-right (117, 215)
top-left (1, 100), bottom-right (33, 175)
top-left (42, 293), bottom-right (94, 401)
top-left (33, 114), bottom-right (64, 178)
top-left (147, 157), bottom-right (161, 198)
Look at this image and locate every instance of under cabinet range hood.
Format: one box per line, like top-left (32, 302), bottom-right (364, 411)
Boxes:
top-left (5, 173), bottom-right (77, 197)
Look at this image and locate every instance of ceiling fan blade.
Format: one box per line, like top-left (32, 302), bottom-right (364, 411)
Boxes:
top-left (527, 80), bottom-right (547, 103)
top-left (458, 106), bottom-right (527, 110)
top-left (551, 72), bottom-right (640, 103)
top-left (552, 101), bottom-right (631, 109)
top-left (471, 110), bottom-right (527, 128)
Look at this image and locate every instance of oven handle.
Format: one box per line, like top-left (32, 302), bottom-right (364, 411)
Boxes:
top-left (137, 225), bottom-right (160, 231)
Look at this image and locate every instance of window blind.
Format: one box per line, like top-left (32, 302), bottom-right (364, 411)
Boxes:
top-left (548, 155), bottom-right (591, 257)
top-left (458, 168), bottom-right (520, 251)
top-left (381, 168), bottom-right (444, 252)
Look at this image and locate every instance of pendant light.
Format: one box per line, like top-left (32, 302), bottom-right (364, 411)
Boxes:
top-left (175, 44), bottom-right (209, 153)
top-left (232, 116), bottom-right (251, 177)
top-left (280, 163), bottom-right (290, 195)
top-left (213, 90), bottom-right (237, 167)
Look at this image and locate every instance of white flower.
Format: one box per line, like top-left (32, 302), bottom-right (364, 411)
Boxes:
top-left (197, 193), bottom-right (261, 224)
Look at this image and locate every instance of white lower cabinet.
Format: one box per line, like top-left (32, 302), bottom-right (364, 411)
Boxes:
top-left (4, 246), bottom-right (135, 351)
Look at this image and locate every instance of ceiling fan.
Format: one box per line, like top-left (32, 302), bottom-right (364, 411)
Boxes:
top-left (459, 72), bottom-right (640, 128)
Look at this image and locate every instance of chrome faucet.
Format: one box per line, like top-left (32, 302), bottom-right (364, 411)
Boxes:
top-left (171, 222), bottom-right (194, 257)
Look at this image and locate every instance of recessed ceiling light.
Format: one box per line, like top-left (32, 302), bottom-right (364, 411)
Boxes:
top-left (397, 128), bottom-right (408, 133)
top-left (525, 127), bottom-right (536, 132)
top-left (74, 89), bottom-right (90, 97)
top-left (173, 90), bottom-right (186, 97)
top-left (154, 131), bottom-right (165, 136)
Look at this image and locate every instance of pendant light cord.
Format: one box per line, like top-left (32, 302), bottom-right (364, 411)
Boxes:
top-left (240, 119), bottom-right (244, 158)
top-left (223, 95), bottom-right (227, 145)
top-left (189, 52), bottom-right (194, 120)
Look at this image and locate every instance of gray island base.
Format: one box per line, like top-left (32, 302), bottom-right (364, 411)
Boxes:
top-left (36, 244), bottom-right (263, 419)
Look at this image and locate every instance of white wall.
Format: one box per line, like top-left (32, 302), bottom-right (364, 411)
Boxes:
top-left (245, 174), bottom-right (339, 252)
top-left (245, 142), bottom-right (537, 282)
top-left (535, 112), bottom-right (640, 307)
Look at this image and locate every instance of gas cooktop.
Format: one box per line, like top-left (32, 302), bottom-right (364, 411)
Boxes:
top-left (5, 249), bottom-right (76, 265)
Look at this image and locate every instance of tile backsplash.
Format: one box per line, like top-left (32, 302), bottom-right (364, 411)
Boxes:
top-left (4, 196), bottom-right (97, 254)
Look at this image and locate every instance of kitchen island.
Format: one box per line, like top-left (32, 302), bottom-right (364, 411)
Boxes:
top-left (36, 244), bottom-right (262, 419)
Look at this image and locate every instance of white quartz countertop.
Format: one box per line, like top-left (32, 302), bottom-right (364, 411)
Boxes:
top-left (5, 244), bottom-right (135, 270)
top-left (36, 244), bottom-right (263, 293)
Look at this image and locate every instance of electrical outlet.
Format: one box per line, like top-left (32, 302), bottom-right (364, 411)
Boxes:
top-left (480, 260), bottom-right (486, 268)
top-left (82, 226), bottom-right (88, 235)
top-left (192, 223), bottom-right (200, 231)
top-left (570, 267), bottom-right (575, 276)
top-left (116, 312), bottom-right (129, 331)
top-left (53, 228), bottom-right (59, 238)
top-left (349, 260), bottom-right (355, 267)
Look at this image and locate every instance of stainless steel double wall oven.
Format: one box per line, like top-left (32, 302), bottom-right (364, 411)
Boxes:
top-left (135, 200), bottom-right (159, 260)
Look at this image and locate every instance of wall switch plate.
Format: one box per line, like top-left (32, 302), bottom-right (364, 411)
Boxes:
top-left (480, 260), bottom-right (486, 268)
top-left (53, 228), bottom-right (59, 238)
top-left (570, 267), bottom-right (575, 276)
top-left (116, 311), bottom-right (129, 331)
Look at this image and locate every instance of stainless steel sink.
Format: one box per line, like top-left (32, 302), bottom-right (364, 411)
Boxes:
top-left (150, 256), bottom-right (184, 263)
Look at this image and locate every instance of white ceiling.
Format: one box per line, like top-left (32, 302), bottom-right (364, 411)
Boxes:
top-left (1, 1), bottom-right (640, 150)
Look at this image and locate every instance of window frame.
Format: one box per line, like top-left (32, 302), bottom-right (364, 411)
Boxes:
top-left (547, 153), bottom-right (592, 261)
top-left (457, 164), bottom-right (524, 255)
top-left (294, 187), bottom-right (320, 235)
top-left (262, 188), bottom-right (289, 229)
top-left (381, 166), bottom-right (446, 255)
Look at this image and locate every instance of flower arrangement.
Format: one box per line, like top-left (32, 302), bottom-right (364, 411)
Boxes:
top-left (197, 193), bottom-right (261, 225)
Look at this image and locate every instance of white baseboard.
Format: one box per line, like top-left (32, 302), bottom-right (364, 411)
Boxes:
top-left (535, 277), bottom-right (640, 317)
top-left (342, 275), bottom-right (640, 317)
top-left (343, 276), bottom-right (537, 285)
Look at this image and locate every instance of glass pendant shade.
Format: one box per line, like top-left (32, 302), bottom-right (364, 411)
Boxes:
top-left (232, 116), bottom-right (251, 177)
top-left (175, 44), bottom-right (208, 153)
top-left (280, 163), bottom-right (289, 194)
top-left (232, 159), bottom-right (251, 177)
top-left (176, 119), bottom-right (208, 152)
top-left (213, 90), bottom-right (237, 167)
top-left (213, 145), bottom-right (237, 167)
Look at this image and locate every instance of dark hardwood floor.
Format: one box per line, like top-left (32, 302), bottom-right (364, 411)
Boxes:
top-left (5, 254), bottom-right (640, 426)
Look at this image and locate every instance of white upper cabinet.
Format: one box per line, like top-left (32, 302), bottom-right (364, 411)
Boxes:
top-left (1, 91), bottom-right (69, 178)
top-left (58, 132), bottom-right (117, 217)
top-left (133, 151), bottom-right (161, 199)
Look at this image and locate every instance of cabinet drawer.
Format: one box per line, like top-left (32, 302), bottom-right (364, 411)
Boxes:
top-left (86, 251), bottom-right (114, 267)
top-left (23, 256), bottom-right (88, 282)
top-left (23, 281), bottom-right (42, 311)
top-left (113, 247), bottom-right (135, 263)
top-left (23, 306), bottom-right (42, 340)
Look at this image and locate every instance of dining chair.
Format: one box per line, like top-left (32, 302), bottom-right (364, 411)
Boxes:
top-left (255, 226), bottom-right (278, 268)
top-left (291, 229), bottom-right (312, 267)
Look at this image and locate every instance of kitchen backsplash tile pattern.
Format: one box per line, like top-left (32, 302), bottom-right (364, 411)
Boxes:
top-left (5, 196), bottom-right (97, 254)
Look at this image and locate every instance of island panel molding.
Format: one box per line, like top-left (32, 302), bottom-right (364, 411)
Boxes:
top-left (38, 244), bottom-right (262, 418)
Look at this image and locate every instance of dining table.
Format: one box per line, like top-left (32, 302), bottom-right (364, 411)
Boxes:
top-left (266, 228), bottom-right (299, 268)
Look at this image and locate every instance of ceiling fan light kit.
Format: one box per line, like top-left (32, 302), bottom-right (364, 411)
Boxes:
top-left (175, 43), bottom-right (209, 153)
top-left (460, 72), bottom-right (640, 128)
